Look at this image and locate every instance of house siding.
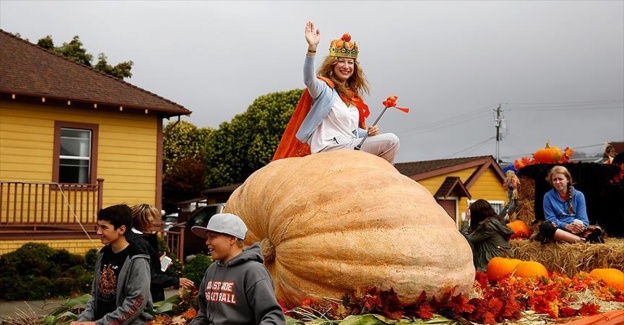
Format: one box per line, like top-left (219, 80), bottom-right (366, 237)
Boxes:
top-left (0, 101), bottom-right (159, 207)
top-left (407, 165), bottom-right (506, 224)
top-left (417, 167), bottom-right (478, 194)
top-left (458, 168), bottom-right (507, 216)
top-left (0, 239), bottom-right (103, 256)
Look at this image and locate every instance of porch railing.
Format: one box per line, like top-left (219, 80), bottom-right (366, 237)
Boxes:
top-left (0, 179), bottom-right (103, 231)
top-left (164, 228), bottom-right (185, 263)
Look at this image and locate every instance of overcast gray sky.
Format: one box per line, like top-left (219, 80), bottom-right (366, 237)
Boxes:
top-left (1, 1), bottom-right (623, 163)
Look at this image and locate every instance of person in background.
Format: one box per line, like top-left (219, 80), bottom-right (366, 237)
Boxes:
top-left (71, 204), bottom-right (152, 325)
top-left (273, 21), bottom-right (399, 163)
top-left (189, 213), bottom-right (285, 325)
top-left (128, 204), bottom-right (194, 302)
top-left (537, 165), bottom-right (604, 244)
top-left (603, 144), bottom-right (616, 164)
top-left (463, 199), bottom-right (514, 272)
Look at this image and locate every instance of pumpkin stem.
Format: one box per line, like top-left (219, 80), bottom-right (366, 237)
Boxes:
top-left (260, 237), bottom-right (276, 263)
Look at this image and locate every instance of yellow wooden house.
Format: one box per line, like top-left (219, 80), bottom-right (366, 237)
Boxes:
top-left (0, 30), bottom-right (191, 255)
top-left (394, 155), bottom-right (507, 227)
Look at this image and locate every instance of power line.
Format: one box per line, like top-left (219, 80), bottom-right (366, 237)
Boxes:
top-left (397, 104), bottom-right (495, 138)
top-left (444, 136), bottom-right (496, 159)
top-left (396, 100), bottom-right (622, 137)
top-left (503, 100), bottom-right (623, 111)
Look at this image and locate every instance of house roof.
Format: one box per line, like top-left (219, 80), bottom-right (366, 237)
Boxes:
top-left (434, 176), bottom-right (471, 199)
top-left (394, 155), bottom-right (504, 188)
top-left (0, 29), bottom-right (191, 118)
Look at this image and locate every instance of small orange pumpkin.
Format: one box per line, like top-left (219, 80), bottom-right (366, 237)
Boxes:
top-left (507, 220), bottom-right (530, 238)
top-left (514, 261), bottom-right (548, 279)
top-left (487, 257), bottom-right (522, 281)
top-left (589, 268), bottom-right (624, 290)
top-left (533, 142), bottom-right (562, 164)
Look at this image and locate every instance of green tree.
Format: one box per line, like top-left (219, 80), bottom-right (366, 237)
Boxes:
top-left (163, 121), bottom-right (212, 211)
top-left (94, 53), bottom-right (134, 79)
top-left (163, 120), bottom-right (212, 174)
top-left (204, 89), bottom-right (303, 188)
top-left (37, 35), bottom-right (133, 79)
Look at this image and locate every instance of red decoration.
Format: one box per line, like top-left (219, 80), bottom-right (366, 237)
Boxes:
top-left (382, 95), bottom-right (410, 113)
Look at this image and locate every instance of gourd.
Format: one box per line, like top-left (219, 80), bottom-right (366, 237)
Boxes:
top-left (507, 220), bottom-right (530, 238)
top-left (487, 257), bottom-right (522, 281)
top-left (514, 261), bottom-right (548, 279)
top-left (225, 150), bottom-right (475, 306)
top-left (589, 268), bottom-right (624, 290)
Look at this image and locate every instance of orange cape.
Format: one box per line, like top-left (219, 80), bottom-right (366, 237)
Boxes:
top-left (272, 78), bottom-right (369, 161)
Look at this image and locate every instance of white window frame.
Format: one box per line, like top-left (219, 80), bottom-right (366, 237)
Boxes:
top-left (59, 128), bottom-right (92, 184)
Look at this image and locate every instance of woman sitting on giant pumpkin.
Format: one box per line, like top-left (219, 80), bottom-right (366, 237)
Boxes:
top-left (272, 21), bottom-right (400, 163)
top-left (463, 199), bottom-right (514, 272)
top-left (537, 165), bottom-right (604, 244)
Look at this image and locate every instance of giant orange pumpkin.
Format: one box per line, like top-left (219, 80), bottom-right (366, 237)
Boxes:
top-left (532, 142), bottom-right (563, 164)
top-left (589, 268), bottom-right (624, 290)
top-left (225, 150), bottom-right (475, 306)
top-left (487, 257), bottom-right (522, 281)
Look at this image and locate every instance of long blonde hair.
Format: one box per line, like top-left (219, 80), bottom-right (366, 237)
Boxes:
top-left (503, 170), bottom-right (520, 188)
top-left (131, 204), bottom-right (160, 233)
top-left (546, 166), bottom-right (575, 214)
top-left (317, 56), bottom-right (370, 104)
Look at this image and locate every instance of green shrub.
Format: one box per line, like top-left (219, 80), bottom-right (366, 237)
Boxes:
top-left (85, 248), bottom-right (98, 267)
top-left (30, 275), bottom-right (53, 300)
top-left (54, 277), bottom-right (81, 297)
top-left (0, 243), bottom-right (56, 277)
top-left (53, 249), bottom-right (85, 271)
top-left (0, 243), bottom-right (94, 301)
top-left (79, 273), bottom-right (94, 294)
top-left (64, 264), bottom-right (87, 278)
top-left (181, 254), bottom-right (212, 285)
top-left (0, 275), bottom-right (28, 300)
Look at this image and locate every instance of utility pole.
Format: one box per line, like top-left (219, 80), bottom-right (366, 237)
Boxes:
top-left (494, 104), bottom-right (503, 163)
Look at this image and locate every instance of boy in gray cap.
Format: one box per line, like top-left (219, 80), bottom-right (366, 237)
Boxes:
top-left (189, 213), bottom-right (285, 325)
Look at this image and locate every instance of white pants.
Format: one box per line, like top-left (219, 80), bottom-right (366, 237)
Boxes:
top-left (319, 133), bottom-right (400, 164)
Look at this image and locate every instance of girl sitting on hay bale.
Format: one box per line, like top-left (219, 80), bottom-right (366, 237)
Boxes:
top-left (536, 165), bottom-right (604, 244)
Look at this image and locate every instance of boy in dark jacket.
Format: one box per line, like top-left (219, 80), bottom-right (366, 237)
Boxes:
top-left (71, 204), bottom-right (152, 325)
top-left (189, 213), bottom-right (285, 325)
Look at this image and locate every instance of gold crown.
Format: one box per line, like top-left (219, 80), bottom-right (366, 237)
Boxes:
top-left (328, 33), bottom-right (358, 59)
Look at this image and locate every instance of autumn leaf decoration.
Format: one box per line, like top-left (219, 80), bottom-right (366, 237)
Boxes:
top-left (382, 95), bottom-right (409, 113)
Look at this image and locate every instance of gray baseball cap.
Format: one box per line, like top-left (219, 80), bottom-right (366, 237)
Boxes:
top-left (191, 213), bottom-right (248, 240)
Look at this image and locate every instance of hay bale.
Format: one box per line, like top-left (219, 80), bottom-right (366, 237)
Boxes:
top-left (516, 176), bottom-right (536, 229)
top-left (510, 238), bottom-right (624, 276)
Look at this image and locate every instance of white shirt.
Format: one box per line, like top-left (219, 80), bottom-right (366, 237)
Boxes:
top-left (310, 97), bottom-right (359, 153)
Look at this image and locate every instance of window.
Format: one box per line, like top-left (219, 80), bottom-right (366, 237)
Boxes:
top-left (53, 122), bottom-right (99, 184)
top-left (467, 199), bottom-right (505, 214)
top-left (60, 129), bottom-right (91, 183)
